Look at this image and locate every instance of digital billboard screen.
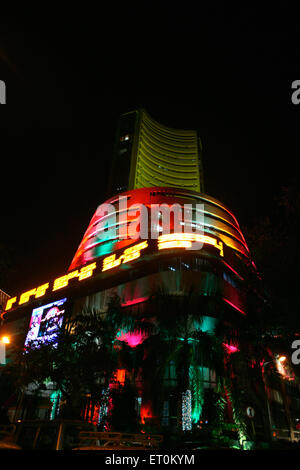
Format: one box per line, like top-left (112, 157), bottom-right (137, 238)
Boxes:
top-left (24, 298), bottom-right (67, 348)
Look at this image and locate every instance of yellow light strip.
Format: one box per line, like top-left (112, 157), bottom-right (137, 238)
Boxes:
top-left (122, 241), bottom-right (148, 263)
top-left (53, 263), bottom-right (97, 291)
top-left (158, 240), bottom-right (192, 249)
top-left (19, 289), bottom-right (37, 305)
top-left (5, 243), bottom-right (150, 312)
top-left (78, 262), bottom-right (97, 280)
top-left (35, 283), bottom-right (50, 298)
top-left (4, 235), bottom-right (224, 314)
top-left (53, 272), bottom-right (78, 291)
top-left (5, 297), bottom-right (17, 310)
top-left (19, 283), bottom-right (50, 305)
top-left (102, 241), bottom-right (148, 272)
top-left (158, 232), bottom-right (224, 257)
top-left (102, 254), bottom-right (122, 272)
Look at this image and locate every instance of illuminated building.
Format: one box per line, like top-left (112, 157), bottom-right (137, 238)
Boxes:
top-left (0, 187), bottom-right (262, 436)
top-left (107, 108), bottom-right (204, 195)
top-left (1, 110), bottom-right (300, 447)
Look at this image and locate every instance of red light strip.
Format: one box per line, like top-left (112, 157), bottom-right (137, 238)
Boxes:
top-left (223, 297), bottom-right (246, 315)
top-left (221, 260), bottom-right (244, 281)
top-left (121, 296), bottom-right (149, 307)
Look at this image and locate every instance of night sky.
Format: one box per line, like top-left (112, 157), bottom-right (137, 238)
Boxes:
top-left (0, 7), bottom-right (299, 295)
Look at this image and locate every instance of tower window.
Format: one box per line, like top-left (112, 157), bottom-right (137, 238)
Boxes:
top-left (120, 134), bottom-right (131, 142)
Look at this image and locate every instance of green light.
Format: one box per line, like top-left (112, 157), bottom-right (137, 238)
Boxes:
top-left (94, 240), bottom-right (116, 258)
top-left (190, 366), bottom-right (204, 424)
top-left (50, 390), bottom-right (61, 420)
top-left (196, 316), bottom-right (217, 333)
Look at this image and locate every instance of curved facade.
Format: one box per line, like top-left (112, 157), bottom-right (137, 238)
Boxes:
top-left (108, 109), bottom-right (204, 194)
top-left (69, 187), bottom-right (251, 272)
top-left (64, 186), bottom-right (258, 321)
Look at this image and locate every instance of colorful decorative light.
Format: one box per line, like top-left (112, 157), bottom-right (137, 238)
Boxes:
top-left (50, 390), bottom-right (61, 420)
top-left (158, 232), bottom-right (224, 257)
top-left (223, 343), bottom-right (239, 354)
top-left (115, 369), bottom-right (126, 383)
top-left (121, 296), bottom-right (149, 307)
top-left (53, 263), bottom-right (97, 291)
top-left (189, 366), bottom-right (204, 424)
top-left (2, 262), bottom-right (100, 315)
top-left (84, 399), bottom-right (101, 427)
top-left (222, 297), bottom-right (246, 315)
top-left (102, 241), bottom-right (148, 272)
top-left (182, 389), bottom-right (192, 431)
top-left (116, 329), bottom-right (148, 348)
top-left (98, 387), bottom-right (110, 429)
top-left (5, 297), bottom-right (17, 311)
top-left (140, 402), bottom-right (152, 424)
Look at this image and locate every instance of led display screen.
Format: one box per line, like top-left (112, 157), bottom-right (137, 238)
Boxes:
top-left (24, 298), bottom-right (67, 347)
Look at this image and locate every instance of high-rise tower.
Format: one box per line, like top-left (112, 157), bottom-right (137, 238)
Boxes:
top-left (108, 108), bottom-right (204, 195)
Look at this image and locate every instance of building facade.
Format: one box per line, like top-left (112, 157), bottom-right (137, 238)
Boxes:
top-left (107, 108), bottom-right (204, 195)
top-left (1, 110), bottom-right (299, 448)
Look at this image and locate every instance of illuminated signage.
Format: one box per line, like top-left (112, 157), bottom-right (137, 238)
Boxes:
top-left (158, 233), bottom-right (224, 257)
top-left (102, 241), bottom-right (148, 272)
top-left (3, 262), bottom-right (98, 314)
top-left (24, 298), bottom-right (67, 348)
top-left (3, 235), bottom-right (224, 314)
top-left (53, 263), bottom-right (97, 291)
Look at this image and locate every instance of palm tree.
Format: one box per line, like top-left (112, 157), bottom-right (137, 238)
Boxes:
top-left (139, 288), bottom-right (227, 433)
top-left (140, 286), bottom-right (270, 447)
top-left (5, 302), bottom-right (123, 423)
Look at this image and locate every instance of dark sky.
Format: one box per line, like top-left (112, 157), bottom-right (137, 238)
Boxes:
top-left (0, 6), bottom-right (299, 295)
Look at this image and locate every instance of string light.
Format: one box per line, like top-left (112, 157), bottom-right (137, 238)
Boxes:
top-left (50, 390), bottom-right (61, 421)
top-left (182, 389), bottom-right (192, 431)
